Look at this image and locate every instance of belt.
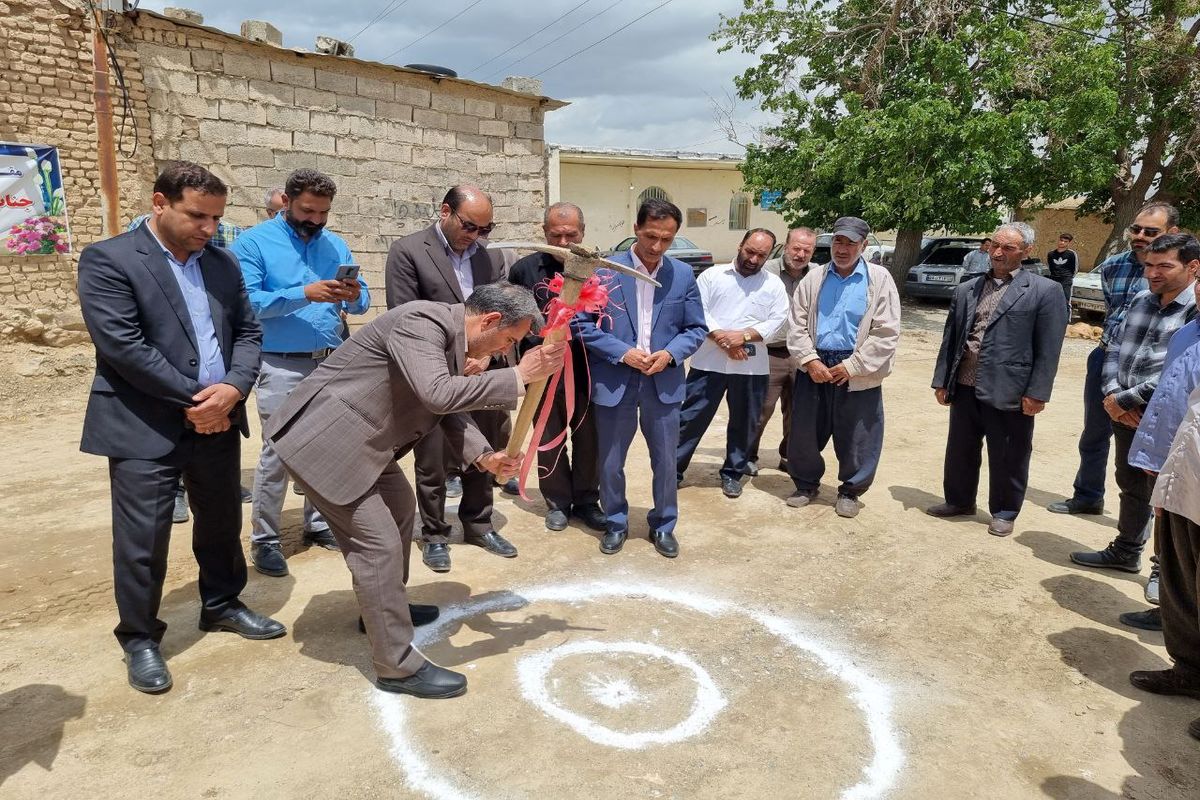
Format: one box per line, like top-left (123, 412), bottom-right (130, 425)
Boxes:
top-left (265, 348), bottom-right (334, 359)
top-left (766, 345), bottom-right (790, 357)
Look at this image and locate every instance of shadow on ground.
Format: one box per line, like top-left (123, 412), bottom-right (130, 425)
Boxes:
top-left (0, 684), bottom-right (86, 788)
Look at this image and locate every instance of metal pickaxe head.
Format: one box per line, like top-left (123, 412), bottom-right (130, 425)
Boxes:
top-left (488, 241), bottom-right (661, 287)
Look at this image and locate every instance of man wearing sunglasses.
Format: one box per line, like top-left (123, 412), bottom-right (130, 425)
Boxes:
top-left (385, 186), bottom-right (517, 575)
top-left (1048, 202), bottom-right (1180, 518)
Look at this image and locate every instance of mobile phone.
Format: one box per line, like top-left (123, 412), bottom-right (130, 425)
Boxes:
top-left (334, 264), bottom-right (359, 282)
top-left (744, 343), bottom-right (756, 356)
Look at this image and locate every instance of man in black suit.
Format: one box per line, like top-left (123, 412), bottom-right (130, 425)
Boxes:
top-left (926, 222), bottom-right (1069, 536)
top-left (384, 185), bottom-right (516, 573)
top-left (78, 162), bottom-right (285, 694)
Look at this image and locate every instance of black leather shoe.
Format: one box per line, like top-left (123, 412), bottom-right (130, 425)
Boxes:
top-left (1130, 668), bottom-right (1200, 700)
top-left (302, 528), bottom-right (340, 550)
top-left (499, 478), bottom-right (520, 496)
top-left (1119, 609), bottom-right (1163, 631)
top-left (359, 603), bottom-right (439, 633)
top-left (545, 509), bottom-right (569, 531)
top-left (126, 647), bottom-right (172, 693)
top-left (925, 502), bottom-right (976, 517)
top-left (199, 606), bottom-right (287, 639)
top-left (1047, 498), bottom-right (1104, 515)
top-left (649, 530), bottom-right (679, 558)
top-left (251, 542), bottom-right (288, 577)
top-left (465, 530), bottom-right (517, 558)
top-left (377, 662), bottom-right (467, 699)
top-left (600, 529), bottom-right (627, 554)
top-left (573, 503), bottom-right (607, 532)
top-left (423, 542), bottom-right (451, 572)
top-left (721, 477), bottom-right (743, 498)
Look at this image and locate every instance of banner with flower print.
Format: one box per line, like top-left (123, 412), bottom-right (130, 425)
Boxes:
top-left (1, 142), bottom-right (71, 256)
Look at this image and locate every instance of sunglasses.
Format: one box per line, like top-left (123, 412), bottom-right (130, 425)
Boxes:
top-left (454, 211), bottom-right (496, 236)
top-left (1128, 224), bottom-right (1163, 237)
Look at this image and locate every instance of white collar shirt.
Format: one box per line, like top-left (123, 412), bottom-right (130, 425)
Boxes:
top-left (434, 222), bottom-right (478, 298)
top-left (629, 245), bottom-right (659, 352)
top-left (690, 263), bottom-right (790, 376)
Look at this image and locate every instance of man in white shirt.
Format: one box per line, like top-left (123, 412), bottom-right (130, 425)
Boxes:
top-left (963, 238), bottom-right (993, 274)
top-left (676, 229), bottom-right (789, 498)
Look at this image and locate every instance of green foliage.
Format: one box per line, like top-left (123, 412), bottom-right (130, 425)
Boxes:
top-left (714, 0), bottom-right (1200, 243)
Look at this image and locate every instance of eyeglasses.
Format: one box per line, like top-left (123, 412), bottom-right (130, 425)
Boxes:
top-left (989, 243), bottom-right (1023, 254)
top-left (454, 211), bottom-right (496, 236)
top-left (1128, 224), bottom-right (1163, 237)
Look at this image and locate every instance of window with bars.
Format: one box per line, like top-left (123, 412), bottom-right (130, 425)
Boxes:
top-left (728, 194), bottom-right (750, 230)
top-left (637, 186), bottom-right (671, 207)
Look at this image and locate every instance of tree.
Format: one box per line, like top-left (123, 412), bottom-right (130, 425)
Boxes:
top-left (1018, 1), bottom-right (1200, 262)
top-left (714, 0), bottom-right (1200, 278)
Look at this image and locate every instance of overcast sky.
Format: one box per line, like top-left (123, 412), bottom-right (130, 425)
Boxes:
top-left (135, 0), bottom-right (774, 154)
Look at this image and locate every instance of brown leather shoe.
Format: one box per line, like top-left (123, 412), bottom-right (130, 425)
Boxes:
top-left (1129, 669), bottom-right (1200, 700)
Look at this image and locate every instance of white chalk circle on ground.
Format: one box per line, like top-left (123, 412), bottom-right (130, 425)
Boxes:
top-left (371, 580), bottom-right (905, 800)
top-left (517, 639), bottom-right (727, 749)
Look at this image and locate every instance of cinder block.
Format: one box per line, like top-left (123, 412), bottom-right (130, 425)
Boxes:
top-left (310, 110), bottom-right (352, 135)
top-left (376, 101), bottom-right (413, 122)
top-left (498, 103), bottom-right (532, 123)
top-left (223, 51), bottom-right (272, 81)
top-left (335, 94), bottom-right (376, 116)
top-left (412, 108), bottom-right (447, 129)
top-left (430, 93), bottom-right (464, 114)
top-left (266, 105), bottom-right (311, 129)
top-left (241, 20), bottom-right (283, 47)
top-left (394, 85), bottom-right (431, 107)
top-left (336, 137), bottom-right (376, 158)
top-left (478, 119), bottom-right (510, 137)
top-left (200, 74), bottom-right (249, 101)
top-left (315, 69), bottom-right (356, 94)
top-left (248, 80), bottom-right (294, 105)
top-left (357, 75), bottom-right (394, 101)
top-left (445, 114), bottom-right (479, 135)
top-left (464, 98), bottom-right (495, 118)
top-left (270, 60), bottom-right (315, 88)
top-left (219, 99), bottom-right (267, 124)
top-left (141, 68), bottom-right (197, 93)
top-left (244, 126), bottom-right (293, 148)
top-left (293, 130), bottom-right (336, 155)
top-left (422, 129), bottom-right (456, 149)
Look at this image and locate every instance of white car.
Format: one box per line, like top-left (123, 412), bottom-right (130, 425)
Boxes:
top-left (1071, 270), bottom-right (1104, 317)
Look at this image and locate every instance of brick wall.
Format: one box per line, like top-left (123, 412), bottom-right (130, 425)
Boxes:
top-left (1, 2), bottom-right (560, 317)
top-left (0, 0), bottom-right (154, 309)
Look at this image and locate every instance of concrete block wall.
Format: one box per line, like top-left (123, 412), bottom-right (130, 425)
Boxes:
top-left (130, 11), bottom-right (555, 304)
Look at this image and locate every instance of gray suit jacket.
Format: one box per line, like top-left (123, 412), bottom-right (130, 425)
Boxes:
top-left (384, 223), bottom-right (504, 308)
top-left (264, 302), bottom-right (519, 505)
top-left (933, 269), bottom-right (1069, 410)
top-left (78, 223), bottom-right (262, 459)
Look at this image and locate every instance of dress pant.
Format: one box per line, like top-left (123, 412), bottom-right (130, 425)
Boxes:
top-left (292, 464), bottom-right (425, 680)
top-left (533, 349), bottom-right (600, 511)
top-left (414, 408), bottom-right (510, 544)
top-left (251, 353), bottom-right (329, 544)
top-left (1070, 345), bottom-right (1112, 505)
top-left (676, 367), bottom-right (768, 482)
top-left (1111, 421), bottom-right (1154, 557)
top-left (748, 346), bottom-right (795, 465)
top-left (595, 373), bottom-right (680, 535)
top-left (1159, 510), bottom-right (1200, 682)
top-left (942, 384), bottom-right (1034, 520)
top-left (108, 428), bottom-right (247, 652)
top-left (787, 351), bottom-right (884, 498)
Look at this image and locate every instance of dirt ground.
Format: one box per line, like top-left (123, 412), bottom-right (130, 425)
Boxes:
top-left (1, 302), bottom-right (1197, 800)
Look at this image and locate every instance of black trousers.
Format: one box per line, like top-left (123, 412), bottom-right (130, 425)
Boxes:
top-left (1110, 421), bottom-right (1154, 557)
top-left (533, 356), bottom-right (600, 511)
top-left (414, 409), bottom-right (510, 543)
top-left (676, 368), bottom-right (768, 483)
top-left (787, 354), bottom-right (884, 498)
top-left (1160, 510), bottom-right (1200, 681)
top-left (943, 384), bottom-right (1034, 520)
top-left (108, 428), bottom-right (247, 652)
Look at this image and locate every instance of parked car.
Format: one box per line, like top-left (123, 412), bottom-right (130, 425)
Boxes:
top-left (1071, 270), bottom-right (1105, 318)
top-left (604, 236), bottom-right (715, 277)
top-left (905, 237), bottom-right (1047, 301)
top-left (768, 231), bottom-right (888, 266)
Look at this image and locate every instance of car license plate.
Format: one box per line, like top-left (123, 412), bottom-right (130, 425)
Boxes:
top-left (927, 274), bottom-right (954, 283)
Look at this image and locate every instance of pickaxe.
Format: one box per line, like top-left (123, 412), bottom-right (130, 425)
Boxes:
top-left (487, 241), bottom-right (661, 458)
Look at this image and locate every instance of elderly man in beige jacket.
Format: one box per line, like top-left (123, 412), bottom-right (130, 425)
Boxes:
top-left (785, 216), bottom-right (901, 517)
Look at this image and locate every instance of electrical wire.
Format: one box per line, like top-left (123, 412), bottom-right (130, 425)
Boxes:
top-left (346, 0), bottom-right (413, 45)
top-left (467, 0), bottom-right (594, 76)
top-left (531, 0), bottom-right (678, 78)
top-left (379, 0), bottom-right (488, 63)
top-left (87, 0), bottom-right (138, 158)
top-left (481, 0), bottom-right (628, 82)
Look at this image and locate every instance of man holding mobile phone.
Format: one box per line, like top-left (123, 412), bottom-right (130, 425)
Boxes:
top-left (232, 169), bottom-right (371, 578)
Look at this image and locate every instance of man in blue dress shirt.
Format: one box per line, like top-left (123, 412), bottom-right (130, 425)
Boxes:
top-left (232, 169), bottom-right (370, 577)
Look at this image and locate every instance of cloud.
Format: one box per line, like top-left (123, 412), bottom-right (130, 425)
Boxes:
top-left (137, 0), bottom-right (777, 152)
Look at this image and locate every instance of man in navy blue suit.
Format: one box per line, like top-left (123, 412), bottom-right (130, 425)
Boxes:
top-left (575, 199), bottom-right (707, 557)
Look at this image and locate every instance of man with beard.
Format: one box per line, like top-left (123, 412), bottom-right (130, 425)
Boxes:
top-left (1048, 202), bottom-right (1180, 516)
top-left (676, 228), bottom-right (789, 498)
top-left (232, 169), bottom-right (371, 578)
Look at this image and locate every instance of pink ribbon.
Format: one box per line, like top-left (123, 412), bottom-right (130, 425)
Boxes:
top-left (517, 273), bottom-right (613, 500)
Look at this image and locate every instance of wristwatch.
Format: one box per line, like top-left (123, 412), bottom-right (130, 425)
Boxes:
top-left (742, 331), bottom-right (752, 343)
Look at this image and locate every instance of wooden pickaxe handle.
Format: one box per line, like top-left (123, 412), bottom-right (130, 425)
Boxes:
top-left (505, 275), bottom-right (585, 458)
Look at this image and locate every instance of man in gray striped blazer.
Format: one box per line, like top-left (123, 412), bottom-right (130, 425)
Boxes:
top-left (266, 283), bottom-right (563, 698)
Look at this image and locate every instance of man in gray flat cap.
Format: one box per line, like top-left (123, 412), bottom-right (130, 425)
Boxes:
top-left (784, 216), bottom-right (901, 518)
